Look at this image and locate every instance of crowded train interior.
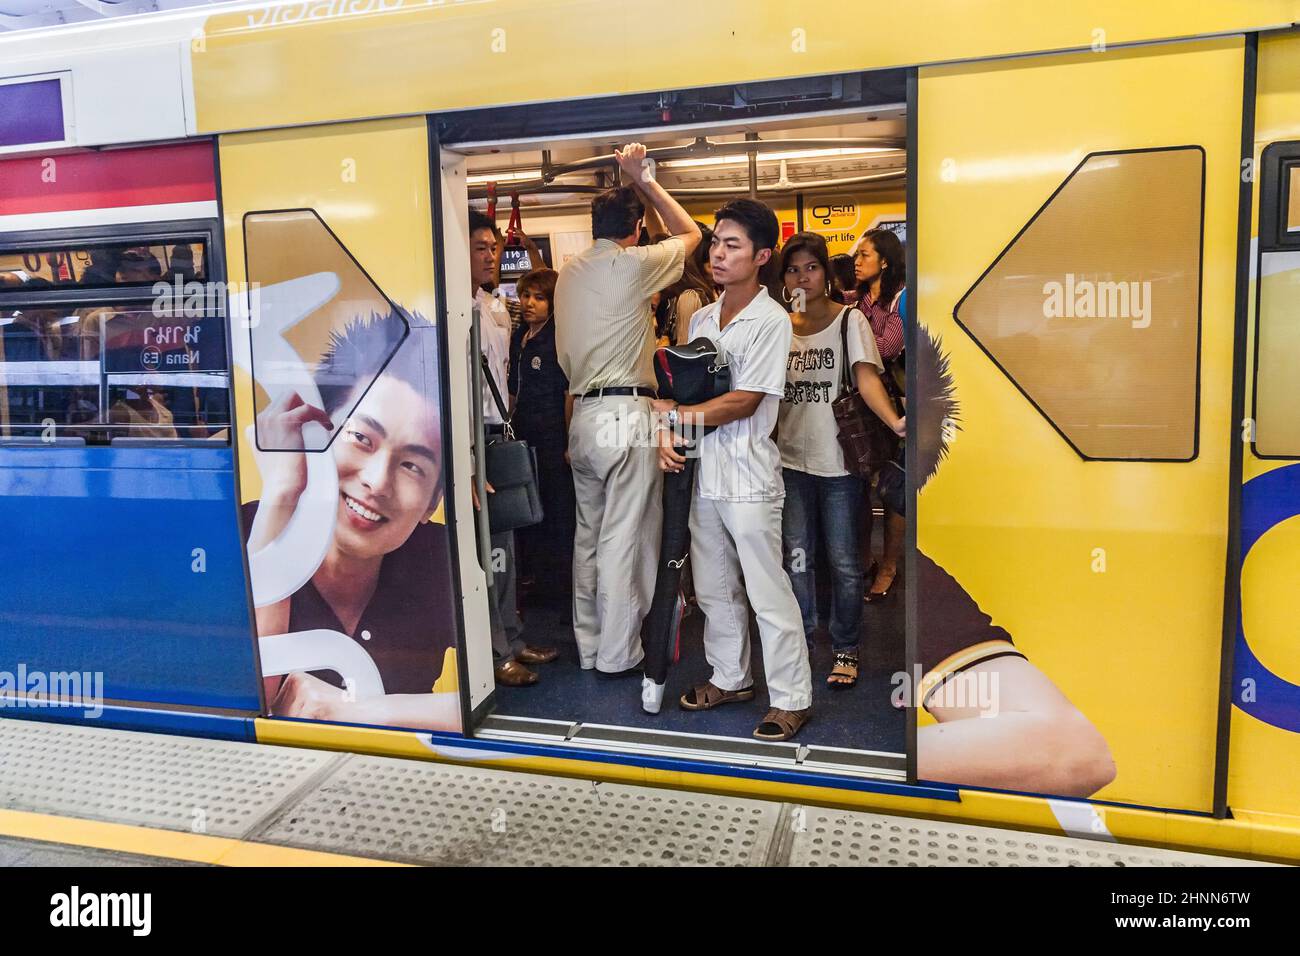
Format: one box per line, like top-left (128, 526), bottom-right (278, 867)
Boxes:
top-left (460, 102), bottom-right (911, 772)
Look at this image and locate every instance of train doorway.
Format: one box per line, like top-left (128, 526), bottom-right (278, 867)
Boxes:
top-left (437, 84), bottom-right (913, 781)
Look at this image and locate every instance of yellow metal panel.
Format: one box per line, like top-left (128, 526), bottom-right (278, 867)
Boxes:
top-left (220, 115), bottom-right (439, 506)
top-left (1228, 28), bottom-right (1300, 820)
top-left (190, 0), bottom-right (1297, 134)
top-left (917, 38), bottom-right (1243, 812)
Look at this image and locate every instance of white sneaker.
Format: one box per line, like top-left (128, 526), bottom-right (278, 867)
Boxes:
top-left (641, 677), bottom-right (666, 715)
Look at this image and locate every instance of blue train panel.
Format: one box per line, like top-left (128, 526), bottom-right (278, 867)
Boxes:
top-left (0, 444), bottom-right (260, 712)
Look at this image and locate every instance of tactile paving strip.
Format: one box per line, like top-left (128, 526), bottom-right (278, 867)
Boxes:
top-left (0, 718), bottom-right (339, 838)
top-left (783, 807), bottom-right (1278, 867)
top-left (257, 755), bottom-right (782, 866)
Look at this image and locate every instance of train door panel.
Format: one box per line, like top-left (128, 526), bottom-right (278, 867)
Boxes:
top-left (916, 38), bottom-right (1245, 812)
top-left (1227, 28), bottom-right (1300, 820)
top-left (218, 117), bottom-right (480, 735)
top-left (0, 143), bottom-right (261, 716)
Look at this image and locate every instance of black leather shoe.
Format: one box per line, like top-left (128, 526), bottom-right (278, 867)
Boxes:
top-left (595, 665), bottom-right (643, 680)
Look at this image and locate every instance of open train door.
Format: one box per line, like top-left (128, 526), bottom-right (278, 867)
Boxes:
top-left (218, 117), bottom-right (494, 737)
top-left (1228, 28), bottom-right (1300, 820)
top-left (913, 36), bottom-right (1248, 814)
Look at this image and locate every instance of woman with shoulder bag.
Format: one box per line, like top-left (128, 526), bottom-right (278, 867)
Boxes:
top-left (778, 233), bottom-right (905, 690)
top-left (854, 229), bottom-right (908, 602)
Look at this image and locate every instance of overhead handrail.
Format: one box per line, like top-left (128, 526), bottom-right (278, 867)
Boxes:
top-left (468, 168), bottom-right (905, 201)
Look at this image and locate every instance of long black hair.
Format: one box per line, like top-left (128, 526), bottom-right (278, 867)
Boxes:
top-left (663, 221), bottom-right (716, 304)
top-left (858, 228), bottom-right (906, 307)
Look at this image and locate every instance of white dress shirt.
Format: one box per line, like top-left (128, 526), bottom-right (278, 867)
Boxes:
top-left (687, 286), bottom-right (791, 502)
top-left (476, 287), bottom-right (511, 426)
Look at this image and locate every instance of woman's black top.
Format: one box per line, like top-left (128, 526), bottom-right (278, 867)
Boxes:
top-left (508, 320), bottom-right (568, 441)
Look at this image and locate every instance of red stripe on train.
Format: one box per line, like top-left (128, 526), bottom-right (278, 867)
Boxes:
top-left (0, 142), bottom-right (215, 215)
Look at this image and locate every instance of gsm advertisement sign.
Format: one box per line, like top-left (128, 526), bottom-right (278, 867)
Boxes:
top-left (806, 200), bottom-right (861, 253)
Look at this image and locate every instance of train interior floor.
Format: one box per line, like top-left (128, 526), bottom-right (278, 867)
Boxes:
top-left (493, 522), bottom-right (907, 755)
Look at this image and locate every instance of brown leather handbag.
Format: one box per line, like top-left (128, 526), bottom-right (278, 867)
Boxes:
top-left (832, 309), bottom-right (902, 478)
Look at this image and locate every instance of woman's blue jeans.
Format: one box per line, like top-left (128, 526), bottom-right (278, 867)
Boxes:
top-left (781, 468), bottom-right (863, 653)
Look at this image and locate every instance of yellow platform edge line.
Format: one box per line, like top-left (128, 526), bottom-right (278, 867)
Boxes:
top-left (0, 808), bottom-right (410, 868)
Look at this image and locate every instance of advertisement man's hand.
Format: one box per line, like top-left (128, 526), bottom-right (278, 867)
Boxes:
top-left (247, 390), bottom-right (333, 555)
top-left (271, 671), bottom-right (351, 721)
top-left (256, 390), bottom-right (332, 502)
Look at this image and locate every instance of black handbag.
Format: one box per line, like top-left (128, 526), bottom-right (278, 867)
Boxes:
top-left (831, 309), bottom-right (902, 478)
top-left (654, 336), bottom-right (730, 445)
top-left (479, 354), bottom-right (544, 534)
top-left (875, 446), bottom-right (906, 517)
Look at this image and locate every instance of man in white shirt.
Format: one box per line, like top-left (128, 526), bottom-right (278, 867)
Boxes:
top-left (655, 199), bottom-right (813, 741)
top-left (555, 143), bottom-right (699, 677)
top-left (470, 209), bottom-right (557, 687)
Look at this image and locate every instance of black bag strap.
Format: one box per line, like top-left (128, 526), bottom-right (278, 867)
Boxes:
top-left (843, 307), bottom-right (905, 415)
top-left (479, 352), bottom-right (515, 438)
top-left (836, 306), bottom-right (854, 399)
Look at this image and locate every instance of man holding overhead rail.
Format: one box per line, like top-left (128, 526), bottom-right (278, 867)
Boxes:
top-left (555, 143), bottom-right (701, 677)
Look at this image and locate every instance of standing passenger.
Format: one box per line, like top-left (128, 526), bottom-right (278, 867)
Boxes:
top-left (555, 143), bottom-right (700, 675)
top-left (854, 229), bottom-right (907, 602)
top-left (470, 209), bottom-right (557, 687)
top-left (777, 232), bottom-right (904, 689)
top-left (656, 199), bottom-right (814, 740)
top-left (829, 252), bottom-right (859, 308)
top-left (508, 267), bottom-right (575, 600)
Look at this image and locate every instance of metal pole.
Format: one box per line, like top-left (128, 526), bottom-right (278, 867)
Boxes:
top-left (746, 132), bottom-right (759, 200)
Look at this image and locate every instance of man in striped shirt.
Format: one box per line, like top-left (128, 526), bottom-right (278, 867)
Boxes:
top-left (555, 143), bottom-right (699, 677)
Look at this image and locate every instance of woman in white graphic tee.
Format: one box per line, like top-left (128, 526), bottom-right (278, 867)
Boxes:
top-left (776, 232), bottom-right (904, 690)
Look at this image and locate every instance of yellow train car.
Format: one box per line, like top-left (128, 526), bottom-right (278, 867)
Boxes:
top-left (3, 0), bottom-right (1300, 864)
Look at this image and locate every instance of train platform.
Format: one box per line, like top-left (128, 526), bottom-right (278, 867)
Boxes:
top-left (0, 717), bottom-right (1277, 868)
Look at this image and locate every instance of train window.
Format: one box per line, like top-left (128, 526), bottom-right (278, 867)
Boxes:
top-left (0, 240), bottom-right (207, 291)
top-left (1253, 143), bottom-right (1300, 458)
top-left (243, 209), bottom-right (408, 452)
top-left (1287, 164), bottom-right (1300, 233)
top-left (954, 147), bottom-right (1203, 461)
top-left (0, 302), bottom-right (230, 444)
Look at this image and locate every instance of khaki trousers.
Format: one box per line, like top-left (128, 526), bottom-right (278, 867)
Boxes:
top-left (568, 394), bottom-right (662, 672)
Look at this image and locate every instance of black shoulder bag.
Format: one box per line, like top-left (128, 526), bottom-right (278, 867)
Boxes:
top-left (832, 309), bottom-right (901, 478)
top-left (479, 353), bottom-right (544, 533)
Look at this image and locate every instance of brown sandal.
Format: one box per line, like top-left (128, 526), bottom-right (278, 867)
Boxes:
top-left (753, 707), bottom-right (812, 741)
top-left (679, 681), bottom-right (755, 711)
top-left (827, 652), bottom-right (859, 690)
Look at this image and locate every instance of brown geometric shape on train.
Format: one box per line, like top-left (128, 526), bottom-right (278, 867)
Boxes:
top-left (953, 147), bottom-right (1204, 461)
top-left (245, 209), bottom-right (408, 452)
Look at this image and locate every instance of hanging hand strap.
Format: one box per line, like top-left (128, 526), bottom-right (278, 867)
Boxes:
top-left (504, 192), bottom-right (523, 246)
top-left (486, 181), bottom-right (498, 223)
